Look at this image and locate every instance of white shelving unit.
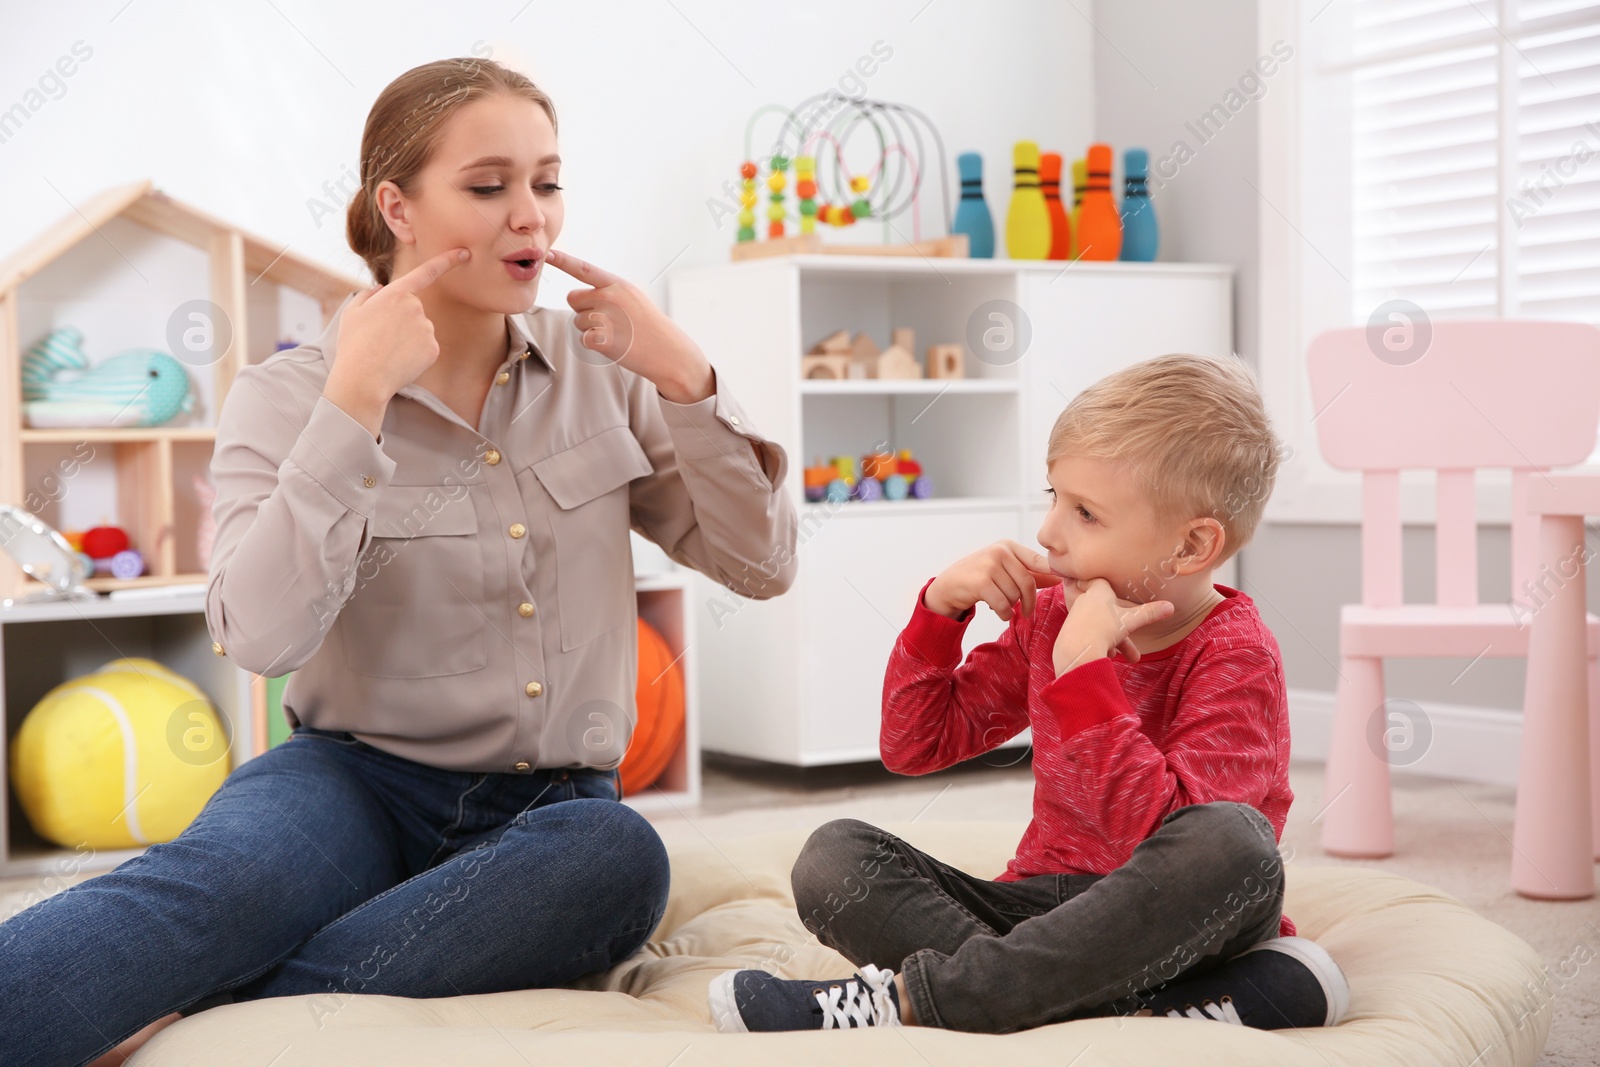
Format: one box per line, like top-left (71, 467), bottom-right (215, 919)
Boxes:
top-left (0, 572), bottom-right (697, 877)
top-left (667, 254), bottom-right (1236, 767)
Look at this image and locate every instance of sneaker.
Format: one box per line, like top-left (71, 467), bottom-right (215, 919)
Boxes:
top-left (1133, 936), bottom-right (1350, 1029)
top-left (708, 963), bottom-right (903, 1032)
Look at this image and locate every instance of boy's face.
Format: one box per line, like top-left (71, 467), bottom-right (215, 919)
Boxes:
top-left (1036, 455), bottom-right (1189, 604)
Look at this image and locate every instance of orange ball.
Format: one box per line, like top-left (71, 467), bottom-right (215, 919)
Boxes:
top-left (620, 618), bottom-right (686, 797)
top-left (740, 161), bottom-right (757, 179)
top-left (796, 179), bottom-right (816, 198)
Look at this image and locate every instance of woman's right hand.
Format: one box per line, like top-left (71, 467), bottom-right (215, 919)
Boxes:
top-left (923, 540), bottom-right (1063, 622)
top-left (323, 248), bottom-right (470, 433)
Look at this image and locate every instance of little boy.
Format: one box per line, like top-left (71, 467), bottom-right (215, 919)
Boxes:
top-left (708, 353), bottom-right (1349, 1034)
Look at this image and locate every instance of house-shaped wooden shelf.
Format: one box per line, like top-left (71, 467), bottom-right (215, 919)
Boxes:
top-left (0, 180), bottom-right (364, 597)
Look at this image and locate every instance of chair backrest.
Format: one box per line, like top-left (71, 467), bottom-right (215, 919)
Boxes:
top-left (1306, 319), bottom-right (1600, 608)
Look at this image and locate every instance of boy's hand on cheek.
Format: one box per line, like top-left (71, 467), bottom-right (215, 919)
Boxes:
top-left (1052, 578), bottom-right (1174, 676)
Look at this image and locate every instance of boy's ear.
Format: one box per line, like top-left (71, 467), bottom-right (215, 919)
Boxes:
top-left (1179, 518), bottom-right (1227, 572)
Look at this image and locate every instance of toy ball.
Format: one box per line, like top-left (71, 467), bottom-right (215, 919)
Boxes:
top-left (619, 618), bottom-right (686, 796)
top-left (911, 474), bottom-right (934, 499)
top-left (883, 473), bottom-right (910, 500)
top-left (10, 657), bottom-right (230, 849)
top-left (852, 477), bottom-right (883, 502)
top-left (109, 549), bottom-right (145, 580)
top-left (81, 525), bottom-right (129, 559)
top-left (825, 479), bottom-right (851, 503)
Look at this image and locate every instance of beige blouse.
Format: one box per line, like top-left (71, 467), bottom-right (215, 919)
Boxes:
top-left (205, 293), bottom-right (796, 773)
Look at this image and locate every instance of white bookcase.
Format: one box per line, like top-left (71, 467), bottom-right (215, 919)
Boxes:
top-left (0, 574), bottom-right (697, 878)
top-left (666, 254), bottom-right (1235, 767)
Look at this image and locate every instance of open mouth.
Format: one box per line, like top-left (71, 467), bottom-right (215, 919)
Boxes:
top-left (502, 251), bottom-right (544, 281)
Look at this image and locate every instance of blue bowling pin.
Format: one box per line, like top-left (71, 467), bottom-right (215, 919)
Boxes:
top-left (952, 152), bottom-right (995, 259)
top-left (1119, 148), bottom-right (1158, 262)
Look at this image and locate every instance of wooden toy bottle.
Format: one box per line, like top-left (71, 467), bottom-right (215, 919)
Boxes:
top-left (1075, 143), bottom-right (1122, 261)
top-left (1004, 140), bottom-right (1051, 259)
top-left (1119, 147), bottom-right (1158, 261)
top-left (1068, 157), bottom-right (1087, 258)
top-left (951, 151), bottom-right (995, 258)
top-left (1040, 152), bottom-right (1071, 260)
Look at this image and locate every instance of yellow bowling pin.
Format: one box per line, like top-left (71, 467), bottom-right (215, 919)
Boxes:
top-left (1069, 157), bottom-right (1087, 259)
top-left (1005, 141), bottom-right (1051, 259)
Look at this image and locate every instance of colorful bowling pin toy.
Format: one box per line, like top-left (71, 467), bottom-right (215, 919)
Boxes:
top-left (1005, 140), bottom-right (1051, 259)
top-left (1120, 147), bottom-right (1158, 261)
top-left (1069, 157), bottom-right (1087, 258)
top-left (952, 151), bottom-right (995, 258)
top-left (1040, 152), bottom-right (1071, 260)
top-left (1076, 143), bottom-right (1122, 261)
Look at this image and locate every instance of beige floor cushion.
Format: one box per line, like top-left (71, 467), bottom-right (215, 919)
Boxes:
top-left (132, 819), bottom-right (1550, 1066)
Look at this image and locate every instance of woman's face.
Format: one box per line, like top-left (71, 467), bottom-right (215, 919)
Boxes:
top-left (380, 91), bottom-right (564, 313)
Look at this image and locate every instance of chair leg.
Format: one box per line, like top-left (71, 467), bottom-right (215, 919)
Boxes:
top-left (1320, 654), bottom-right (1394, 858)
top-left (1590, 656), bottom-right (1600, 863)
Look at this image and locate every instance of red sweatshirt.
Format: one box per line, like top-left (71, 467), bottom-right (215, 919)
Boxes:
top-left (882, 577), bottom-right (1296, 939)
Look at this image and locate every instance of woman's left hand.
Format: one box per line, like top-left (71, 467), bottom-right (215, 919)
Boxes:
top-left (545, 248), bottom-right (716, 404)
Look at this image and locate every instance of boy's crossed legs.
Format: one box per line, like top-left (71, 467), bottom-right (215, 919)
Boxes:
top-left (711, 800), bottom-right (1348, 1033)
top-left (792, 800), bottom-right (1285, 1032)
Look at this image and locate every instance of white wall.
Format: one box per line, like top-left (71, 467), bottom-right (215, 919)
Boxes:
top-left (0, 0), bottom-right (1092, 310)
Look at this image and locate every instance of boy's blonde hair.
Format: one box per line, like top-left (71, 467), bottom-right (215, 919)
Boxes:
top-left (1046, 353), bottom-right (1281, 567)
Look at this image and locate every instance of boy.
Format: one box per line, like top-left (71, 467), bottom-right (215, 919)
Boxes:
top-left (708, 353), bottom-right (1349, 1034)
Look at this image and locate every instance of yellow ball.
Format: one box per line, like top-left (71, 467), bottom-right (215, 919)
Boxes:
top-left (739, 191), bottom-right (757, 208)
top-left (767, 172), bottom-right (787, 193)
top-left (10, 658), bottom-right (231, 849)
top-left (738, 208), bottom-right (755, 226)
top-left (850, 175), bottom-right (870, 193)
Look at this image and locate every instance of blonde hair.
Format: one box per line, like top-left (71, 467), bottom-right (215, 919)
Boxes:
top-left (346, 57), bottom-right (558, 285)
top-left (1046, 353), bottom-right (1281, 566)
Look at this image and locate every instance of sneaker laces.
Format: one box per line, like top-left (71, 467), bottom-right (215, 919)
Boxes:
top-left (813, 964), bottom-right (901, 1029)
top-left (1166, 996), bottom-right (1243, 1025)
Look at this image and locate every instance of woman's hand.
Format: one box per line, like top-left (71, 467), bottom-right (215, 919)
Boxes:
top-left (545, 248), bottom-right (715, 404)
top-left (923, 540), bottom-right (1063, 622)
top-left (324, 248), bottom-right (470, 430)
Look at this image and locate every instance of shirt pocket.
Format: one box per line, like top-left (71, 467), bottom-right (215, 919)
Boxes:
top-left (528, 426), bottom-right (654, 651)
top-left (342, 484), bottom-right (489, 678)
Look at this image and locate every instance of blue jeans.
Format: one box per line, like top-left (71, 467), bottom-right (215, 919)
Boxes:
top-left (0, 725), bottom-right (672, 1067)
top-left (791, 801), bottom-right (1286, 1033)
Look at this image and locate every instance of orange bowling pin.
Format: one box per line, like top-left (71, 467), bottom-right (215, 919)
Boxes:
top-left (1075, 143), bottom-right (1122, 261)
top-left (1040, 152), bottom-right (1071, 260)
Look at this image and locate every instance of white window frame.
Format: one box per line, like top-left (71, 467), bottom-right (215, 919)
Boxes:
top-left (1256, 0), bottom-right (1600, 526)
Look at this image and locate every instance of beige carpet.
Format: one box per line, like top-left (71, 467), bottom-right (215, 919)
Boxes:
top-left (3, 755), bottom-right (1594, 1063)
top-left (650, 755), bottom-right (1597, 1066)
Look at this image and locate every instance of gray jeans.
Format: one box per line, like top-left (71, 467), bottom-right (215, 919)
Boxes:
top-left (790, 800), bottom-right (1286, 1033)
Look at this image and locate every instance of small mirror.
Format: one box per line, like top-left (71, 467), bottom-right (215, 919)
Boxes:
top-left (0, 505), bottom-right (96, 608)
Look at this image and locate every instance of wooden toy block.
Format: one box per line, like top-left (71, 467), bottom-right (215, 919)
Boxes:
top-left (926, 343), bottom-right (965, 379)
top-left (874, 344), bottom-right (921, 379)
top-left (848, 331), bottom-right (880, 359)
top-left (801, 353), bottom-right (853, 379)
top-left (809, 329), bottom-right (852, 355)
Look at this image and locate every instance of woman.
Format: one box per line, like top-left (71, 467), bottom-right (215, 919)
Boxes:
top-left (0, 57), bottom-right (796, 1067)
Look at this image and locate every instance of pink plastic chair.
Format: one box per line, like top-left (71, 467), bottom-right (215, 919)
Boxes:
top-left (1307, 318), bottom-right (1600, 865)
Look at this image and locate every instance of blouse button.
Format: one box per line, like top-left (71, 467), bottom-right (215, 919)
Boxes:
top-left (730, 416), bottom-right (740, 425)
top-left (525, 681), bottom-right (544, 697)
top-left (495, 371), bottom-right (511, 386)
top-left (484, 449), bottom-right (502, 466)
top-left (518, 601), bottom-right (535, 617)
top-left (362, 475), bottom-right (376, 488)
top-left (513, 761), bottom-right (530, 772)
top-left (509, 523), bottom-right (526, 539)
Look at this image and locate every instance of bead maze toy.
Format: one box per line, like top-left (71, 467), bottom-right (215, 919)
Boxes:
top-left (731, 96), bottom-right (968, 260)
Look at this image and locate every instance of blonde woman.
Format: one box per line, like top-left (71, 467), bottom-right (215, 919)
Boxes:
top-left (0, 57), bottom-right (796, 1067)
